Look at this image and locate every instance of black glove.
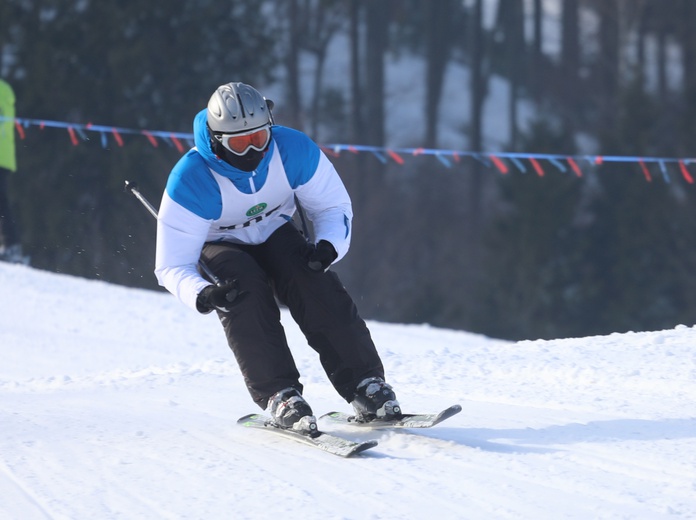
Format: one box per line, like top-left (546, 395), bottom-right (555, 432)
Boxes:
top-left (307, 240), bottom-right (338, 272)
top-left (196, 280), bottom-right (241, 314)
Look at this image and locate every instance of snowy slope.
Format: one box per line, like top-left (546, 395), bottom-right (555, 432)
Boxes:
top-left (1, 262), bottom-right (695, 519)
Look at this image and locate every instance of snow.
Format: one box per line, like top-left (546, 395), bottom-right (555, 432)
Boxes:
top-left (1, 262), bottom-right (695, 519)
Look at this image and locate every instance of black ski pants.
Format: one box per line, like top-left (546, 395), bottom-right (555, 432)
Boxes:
top-left (0, 169), bottom-right (20, 247)
top-left (200, 223), bottom-right (384, 409)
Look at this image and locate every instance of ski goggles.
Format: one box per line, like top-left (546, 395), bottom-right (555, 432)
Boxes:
top-left (214, 125), bottom-right (271, 155)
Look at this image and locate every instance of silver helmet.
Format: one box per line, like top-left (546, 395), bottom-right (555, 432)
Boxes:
top-left (207, 82), bottom-right (271, 134)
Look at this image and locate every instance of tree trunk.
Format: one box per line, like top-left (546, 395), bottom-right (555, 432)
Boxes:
top-left (636, 2), bottom-right (647, 88)
top-left (507, 0), bottom-right (524, 149)
top-left (679, 0), bottom-right (696, 154)
top-left (424, 0), bottom-right (453, 148)
top-left (597, 0), bottom-right (620, 135)
top-left (561, 0), bottom-right (580, 130)
top-left (310, 48), bottom-right (326, 139)
top-left (350, 0), bottom-right (363, 145)
top-left (469, 0), bottom-right (485, 232)
top-left (531, 0), bottom-right (543, 104)
top-left (657, 17), bottom-right (668, 104)
top-left (285, 0), bottom-right (303, 130)
top-left (470, 0), bottom-right (484, 156)
top-left (364, 0), bottom-right (387, 147)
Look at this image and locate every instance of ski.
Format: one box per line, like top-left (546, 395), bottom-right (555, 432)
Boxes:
top-left (236, 413), bottom-right (378, 458)
top-left (320, 404), bottom-right (462, 429)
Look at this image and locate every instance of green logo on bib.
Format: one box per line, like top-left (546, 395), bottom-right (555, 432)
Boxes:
top-left (246, 203), bottom-right (268, 217)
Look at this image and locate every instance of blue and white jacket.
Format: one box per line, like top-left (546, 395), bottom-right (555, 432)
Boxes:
top-left (155, 109), bottom-right (353, 311)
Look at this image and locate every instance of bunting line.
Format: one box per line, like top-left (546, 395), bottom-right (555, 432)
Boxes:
top-left (3, 115), bottom-right (696, 185)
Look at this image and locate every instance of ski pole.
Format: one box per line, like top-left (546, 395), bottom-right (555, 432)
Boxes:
top-left (124, 180), bottom-right (222, 286)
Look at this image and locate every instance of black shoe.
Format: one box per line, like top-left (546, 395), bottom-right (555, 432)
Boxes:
top-left (351, 377), bottom-right (401, 421)
top-left (267, 387), bottom-right (316, 431)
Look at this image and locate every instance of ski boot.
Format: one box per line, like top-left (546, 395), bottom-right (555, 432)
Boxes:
top-left (351, 377), bottom-right (401, 422)
top-left (267, 387), bottom-right (317, 433)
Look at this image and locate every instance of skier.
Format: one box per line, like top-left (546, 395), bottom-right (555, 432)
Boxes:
top-left (0, 78), bottom-right (27, 264)
top-left (155, 82), bottom-right (400, 432)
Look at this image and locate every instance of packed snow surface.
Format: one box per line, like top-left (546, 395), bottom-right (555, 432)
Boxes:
top-left (1, 263), bottom-right (695, 519)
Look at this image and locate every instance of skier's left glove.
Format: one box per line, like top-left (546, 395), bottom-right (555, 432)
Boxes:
top-left (307, 240), bottom-right (337, 272)
top-left (196, 280), bottom-right (242, 314)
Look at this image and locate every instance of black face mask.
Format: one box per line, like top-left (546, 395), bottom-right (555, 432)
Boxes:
top-left (210, 138), bottom-right (266, 172)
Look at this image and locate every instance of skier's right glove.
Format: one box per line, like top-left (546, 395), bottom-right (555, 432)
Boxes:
top-left (307, 240), bottom-right (338, 272)
top-left (196, 280), bottom-right (242, 314)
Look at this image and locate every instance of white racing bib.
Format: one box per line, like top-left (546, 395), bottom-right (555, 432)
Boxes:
top-left (206, 146), bottom-right (297, 244)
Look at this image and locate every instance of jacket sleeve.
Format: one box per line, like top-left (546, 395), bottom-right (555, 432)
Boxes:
top-left (294, 152), bottom-right (353, 262)
top-left (154, 191), bottom-right (213, 311)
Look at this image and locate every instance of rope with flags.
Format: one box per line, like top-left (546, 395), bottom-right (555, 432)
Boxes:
top-left (4, 115), bottom-right (696, 184)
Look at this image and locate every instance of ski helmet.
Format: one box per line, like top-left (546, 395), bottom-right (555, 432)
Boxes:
top-left (207, 82), bottom-right (271, 134)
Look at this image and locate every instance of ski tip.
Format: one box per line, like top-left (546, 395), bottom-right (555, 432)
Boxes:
top-left (440, 404), bottom-right (462, 420)
top-left (425, 404), bottom-right (462, 426)
top-left (319, 411), bottom-right (342, 420)
top-left (348, 440), bottom-right (379, 457)
top-left (237, 413), bottom-right (261, 424)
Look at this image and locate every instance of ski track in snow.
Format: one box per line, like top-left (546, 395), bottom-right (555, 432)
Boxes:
top-left (1, 263), bottom-right (696, 519)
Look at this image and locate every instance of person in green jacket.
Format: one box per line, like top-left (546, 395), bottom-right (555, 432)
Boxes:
top-left (0, 78), bottom-right (27, 264)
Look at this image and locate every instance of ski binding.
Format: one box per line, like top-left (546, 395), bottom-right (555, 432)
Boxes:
top-left (237, 413), bottom-right (378, 458)
top-left (321, 404), bottom-right (462, 429)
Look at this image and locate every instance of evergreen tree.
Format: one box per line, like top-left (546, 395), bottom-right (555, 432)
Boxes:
top-left (2, 0), bottom-right (276, 287)
top-left (476, 119), bottom-right (587, 340)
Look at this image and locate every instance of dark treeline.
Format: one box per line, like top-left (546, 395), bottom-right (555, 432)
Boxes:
top-left (2, 0), bottom-right (696, 340)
